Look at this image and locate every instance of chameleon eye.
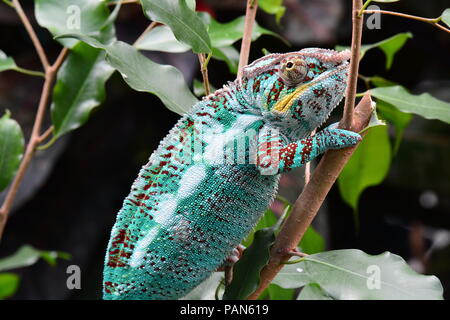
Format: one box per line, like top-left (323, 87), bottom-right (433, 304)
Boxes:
top-left (280, 58), bottom-right (308, 86)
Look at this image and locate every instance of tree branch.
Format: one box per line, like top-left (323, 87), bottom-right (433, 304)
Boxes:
top-left (246, 0), bottom-right (366, 299)
top-left (12, 0), bottom-right (50, 71)
top-left (237, 0), bottom-right (258, 79)
top-left (363, 10), bottom-right (450, 35)
top-left (198, 53), bottom-right (211, 96)
top-left (341, 0), bottom-right (363, 129)
top-left (0, 48), bottom-right (68, 241)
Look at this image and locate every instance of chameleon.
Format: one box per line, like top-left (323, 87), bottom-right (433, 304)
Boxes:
top-left (103, 48), bottom-right (361, 300)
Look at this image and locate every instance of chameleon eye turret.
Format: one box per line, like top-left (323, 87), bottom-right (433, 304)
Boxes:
top-left (280, 58), bottom-right (308, 86)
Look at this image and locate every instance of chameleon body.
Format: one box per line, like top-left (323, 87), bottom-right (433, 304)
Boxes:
top-left (103, 48), bottom-right (361, 300)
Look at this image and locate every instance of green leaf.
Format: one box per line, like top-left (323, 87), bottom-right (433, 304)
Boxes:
top-left (440, 8), bottom-right (450, 27)
top-left (338, 125), bottom-right (391, 212)
top-left (63, 35), bottom-right (198, 115)
top-left (212, 46), bottom-right (240, 74)
top-left (140, 0), bottom-right (211, 54)
top-left (297, 283), bottom-right (333, 300)
top-left (0, 50), bottom-right (17, 72)
top-left (0, 245), bottom-right (71, 272)
top-left (376, 99), bottom-right (412, 153)
top-left (242, 209), bottom-right (277, 248)
top-left (223, 216), bottom-right (282, 299)
top-left (266, 284), bottom-right (295, 300)
top-left (134, 25), bottom-right (191, 53)
top-left (0, 111), bottom-right (24, 192)
top-left (51, 42), bottom-right (114, 139)
top-left (0, 273), bottom-right (20, 299)
top-left (35, 0), bottom-right (115, 48)
top-left (193, 79), bottom-right (216, 98)
top-left (371, 85), bottom-right (450, 124)
top-left (337, 33), bottom-right (412, 69)
top-left (207, 15), bottom-right (283, 48)
top-left (369, 75), bottom-right (397, 88)
top-left (294, 249), bottom-right (444, 300)
top-left (271, 259), bottom-right (311, 289)
top-left (259, 0), bottom-right (286, 23)
top-left (0, 50), bottom-right (44, 77)
top-left (299, 226), bottom-right (325, 255)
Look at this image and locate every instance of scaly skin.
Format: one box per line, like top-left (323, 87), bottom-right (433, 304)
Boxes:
top-left (103, 48), bottom-right (361, 300)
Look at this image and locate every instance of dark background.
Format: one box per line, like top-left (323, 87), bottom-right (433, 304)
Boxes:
top-left (0, 0), bottom-right (449, 299)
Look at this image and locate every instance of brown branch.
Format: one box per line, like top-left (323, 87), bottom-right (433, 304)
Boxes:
top-left (133, 21), bottom-right (158, 46)
top-left (340, 0), bottom-right (363, 130)
top-left (363, 10), bottom-right (450, 35)
top-left (198, 53), bottom-right (211, 96)
top-left (237, 0), bottom-right (258, 79)
top-left (0, 48), bottom-right (69, 241)
top-left (248, 93), bottom-right (373, 300)
top-left (12, 0), bottom-right (50, 71)
top-left (246, 0), bottom-right (366, 299)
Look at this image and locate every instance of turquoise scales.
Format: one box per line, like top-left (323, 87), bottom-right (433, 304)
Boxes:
top-left (103, 48), bottom-right (362, 299)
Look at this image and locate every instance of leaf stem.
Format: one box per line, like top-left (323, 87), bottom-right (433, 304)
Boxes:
top-left (2, 0), bottom-right (14, 8)
top-left (14, 67), bottom-right (45, 78)
top-left (133, 21), bottom-right (159, 46)
top-left (363, 10), bottom-right (450, 34)
top-left (246, 0), bottom-right (368, 299)
top-left (11, 0), bottom-right (50, 71)
top-left (237, 0), bottom-right (258, 79)
top-left (198, 53), bottom-right (211, 96)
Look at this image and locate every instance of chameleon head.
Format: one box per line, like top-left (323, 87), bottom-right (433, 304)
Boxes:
top-left (241, 48), bottom-right (351, 136)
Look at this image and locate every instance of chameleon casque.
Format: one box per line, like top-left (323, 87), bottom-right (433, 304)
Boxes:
top-left (103, 48), bottom-right (361, 300)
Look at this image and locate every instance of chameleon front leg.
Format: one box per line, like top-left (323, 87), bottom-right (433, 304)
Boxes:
top-left (256, 124), bottom-right (361, 175)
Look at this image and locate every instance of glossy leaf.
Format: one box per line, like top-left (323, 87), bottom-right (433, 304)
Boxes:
top-left (0, 245), bottom-right (70, 272)
top-left (35, 0), bottom-right (114, 48)
top-left (376, 99), bottom-right (412, 153)
top-left (259, 0), bottom-right (286, 23)
top-left (297, 283), bottom-right (333, 300)
top-left (0, 50), bottom-right (17, 72)
top-left (338, 125), bottom-right (391, 212)
top-left (440, 8), bottom-right (450, 27)
top-left (62, 35), bottom-right (198, 115)
top-left (266, 284), bottom-right (295, 300)
top-left (242, 209), bottom-right (277, 248)
top-left (140, 0), bottom-right (211, 54)
top-left (134, 25), bottom-right (191, 53)
top-left (0, 111), bottom-right (24, 192)
top-left (0, 273), bottom-right (20, 299)
top-left (295, 249), bottom-right (443, 300)
top-left (271, 258), bottom-right (310, 289)
top-left (223, 216), bottom-right (281, 299)
top-left (371, 85), bottom-right (450, 124)
top-left (337, 33), bottom-right (412, 69)
top-left (52, 42), bottom-right (114, 139)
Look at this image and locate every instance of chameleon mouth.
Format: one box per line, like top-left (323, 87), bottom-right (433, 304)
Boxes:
top-left (272, 61), bottom-right (349, 115)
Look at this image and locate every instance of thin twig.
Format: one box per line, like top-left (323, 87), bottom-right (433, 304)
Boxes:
top-left (363, 10), bottom-right (450, 35)
top-left (37, 126), bottom-right (54, 144)
top-left (340, 0), bottom-right (363, 130)
top-left (0, 48), bottom-right (68, 241)
top-left (247, 0), bottom-right (366, 299)
top-left (198, 53), bottom-right (211, 96)
top-left (12, 0), bottom-right (50, 71)
top-left (237, 0), bottom-right (258, 79)
top-left (133, 21), bottom-right (158, 46)
top-left (247, 93), bottom-right (373, 300)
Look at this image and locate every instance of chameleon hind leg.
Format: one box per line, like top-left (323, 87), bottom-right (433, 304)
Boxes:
top-left (256, 123), bottom-right (361, 175)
